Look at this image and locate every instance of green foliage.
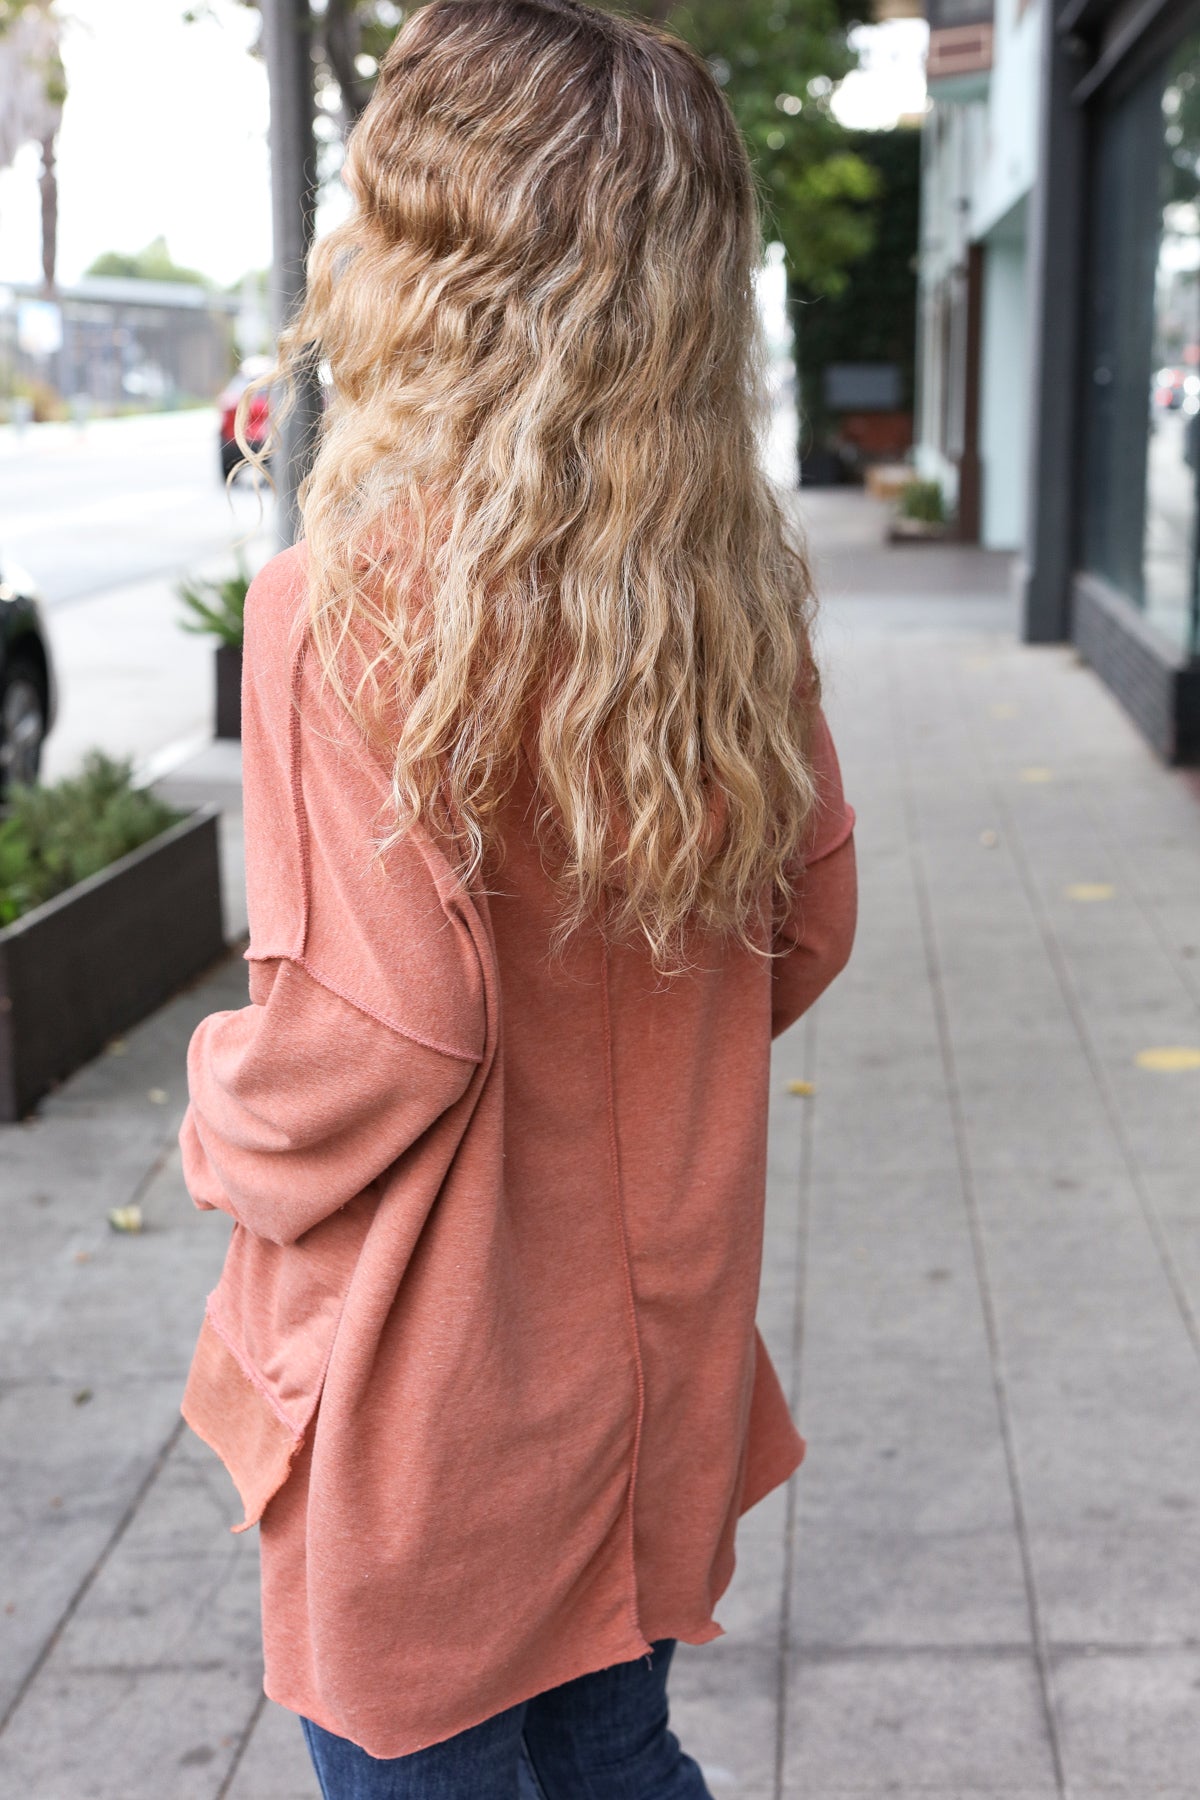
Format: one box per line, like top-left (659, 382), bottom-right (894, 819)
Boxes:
top-left (0, 0), bottom-right (55, 36)
top-left (176, 563), bottom-right (250, 648)
top-left (0, 0), bottom-right (66, 148)
top-left (85, 235), bottom-right (210, 287)
top-left (225, 265), bottom-right (270, 297)
top-left (897, 478), bottom-right (946, 524)
top-left (624, 0), bottom-right (879, 295)
top-left (791, 123), bottom-right (920, 445)
top-left (0, 754), bottom-right (183, 927)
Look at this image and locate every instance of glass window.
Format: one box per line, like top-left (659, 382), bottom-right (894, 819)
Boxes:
top-left (1083, 34), bottom-right (1200, 659)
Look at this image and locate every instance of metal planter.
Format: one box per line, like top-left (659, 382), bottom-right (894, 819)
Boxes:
top-left (215, 645), bottom-right (243, 741)
top-left (0, 806), bottom-right (225, 1121)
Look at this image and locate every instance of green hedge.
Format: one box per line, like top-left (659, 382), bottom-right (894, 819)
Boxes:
top-left (0, 754), bottom-right (183, 927)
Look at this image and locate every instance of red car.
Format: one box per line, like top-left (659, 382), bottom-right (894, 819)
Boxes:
top-left (217, 357), bottom-right (272, 482)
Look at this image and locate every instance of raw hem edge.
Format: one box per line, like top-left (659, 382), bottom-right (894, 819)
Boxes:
top-left (261, 1624), bottom-right (655, 1760)
top-left (180, 1312), bottom-right (307, 1535)
top-left (739, 1433), bottom-right (806, 1517)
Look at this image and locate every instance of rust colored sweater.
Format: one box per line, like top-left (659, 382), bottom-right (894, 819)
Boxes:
top-left (178, 542), bottom-right (856, 1757)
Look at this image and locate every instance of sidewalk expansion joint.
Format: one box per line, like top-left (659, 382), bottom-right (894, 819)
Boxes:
top-left (0, 1415), bottom-right (187, 1741)
top-left (890, 642), bottom-right (1069, 1800)
top-left (773, 1008), bottom-right (819, 1800)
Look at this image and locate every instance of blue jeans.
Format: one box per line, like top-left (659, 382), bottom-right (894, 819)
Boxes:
top-left (299, 1638), bottom-right (713, 1799)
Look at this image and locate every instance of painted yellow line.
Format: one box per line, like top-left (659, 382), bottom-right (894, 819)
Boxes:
top-left (1134, 1047), bottom-right (1200, 1073)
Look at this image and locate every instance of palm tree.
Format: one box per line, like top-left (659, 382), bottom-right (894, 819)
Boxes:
top-left (0, 0), bottom-right (66, 295)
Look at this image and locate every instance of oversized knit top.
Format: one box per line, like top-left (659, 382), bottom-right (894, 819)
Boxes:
top-left (178, 542), bottom-right (857, 1758)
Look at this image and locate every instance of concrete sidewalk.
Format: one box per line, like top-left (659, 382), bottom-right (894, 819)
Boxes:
top-left (2, 490), bottom-right (1198, 1798)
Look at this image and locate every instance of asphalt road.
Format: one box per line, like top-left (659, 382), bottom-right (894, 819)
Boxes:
top-left (0, 409), bottom-right (277, 781)
top-left (0, 408), bottom-right (276, 609)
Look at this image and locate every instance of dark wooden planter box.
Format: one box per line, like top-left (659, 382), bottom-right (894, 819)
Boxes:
top-left (0, 807), bottom-right (226, 1121)
top-left (215, 644), bottom-right (243, 740)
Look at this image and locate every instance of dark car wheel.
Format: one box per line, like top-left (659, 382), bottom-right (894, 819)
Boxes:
top-left (221, 440), bottom-right (269, 484)
top-left (0, 654), bottom-right (48, 794)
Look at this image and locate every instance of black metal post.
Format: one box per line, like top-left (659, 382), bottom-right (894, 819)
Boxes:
top-left (262, 0), bottom-right (322, 547)
top-left (1018, 2), bottom-right (1088, 643)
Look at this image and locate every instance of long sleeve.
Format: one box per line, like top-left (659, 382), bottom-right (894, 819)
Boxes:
top-left (771, 706), bottom-right (857, 1039)
top-left (180, 958), bottom-right (478, 1247)
top-left (179, 542), bottom-right (488, 1249)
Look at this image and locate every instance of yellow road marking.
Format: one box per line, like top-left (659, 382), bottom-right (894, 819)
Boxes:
top-left (1135, 1047), bottom-right (1200, 1073)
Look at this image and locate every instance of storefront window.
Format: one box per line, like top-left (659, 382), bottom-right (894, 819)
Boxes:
top-left (1083, 34), bottom-right (1200, 659)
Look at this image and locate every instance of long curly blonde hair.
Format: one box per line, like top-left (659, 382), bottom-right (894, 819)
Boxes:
top-left (252, 0), bottom-right (821, 966)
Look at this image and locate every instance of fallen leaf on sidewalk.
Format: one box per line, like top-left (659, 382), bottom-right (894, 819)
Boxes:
top-left (73, 1388), bottom-right (92, 1406)
top-left (72, 1250), bottom-right (92, 1264)
top-left (1065, 883), bottom-right (1115, 902)
top-left (989, 702), bottom-right (1019, 719)
top-left (108, 1204), bottom-right (143, 1233)
top-left (1135, 1047), bottom-right (1200, 1073)
top-left (786, 1080), bottom-right (815, 1097)
top-left (107, 1038), bottom-right (128, 1057)
top-left (147, 1088), bottom-right (168, 1105)
top-left (1019, 766), bottom-right (1055, 784)
top-left (980, 830), bottom-right (999, 848)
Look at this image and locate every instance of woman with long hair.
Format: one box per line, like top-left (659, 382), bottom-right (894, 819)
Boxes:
top-left (179, 2), bottom-right (857, 1794)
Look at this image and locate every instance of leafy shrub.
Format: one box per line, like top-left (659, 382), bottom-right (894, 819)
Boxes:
top-left (0, 753), bottom-right (182, 927)
top-left (176, 562), bottom-right (250, 648)
top-left (10, 376), bottom-right (68, 424)
top-left (897, 478), bottom-right (947, 525)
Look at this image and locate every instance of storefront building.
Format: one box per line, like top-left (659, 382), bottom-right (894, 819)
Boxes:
top-left (919, 0), bottom-right (1200, 759)
top-left (1024, 0), bottom-right (1200, 758)
top-left (915, 0), bottom-right (1041, 550)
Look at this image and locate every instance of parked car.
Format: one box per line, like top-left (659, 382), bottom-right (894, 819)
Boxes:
top-left (1151, 366), bottom-right (1199, 410)
top-left (0, 553), bottom-right (56, 795)
top-left (217, 356), bottom-right (272, 482)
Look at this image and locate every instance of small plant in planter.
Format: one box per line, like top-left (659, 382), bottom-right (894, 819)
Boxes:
top-left (0, 753), bottom-right (224, 1120)
top-left (889, 478), bottom-right (953, 544)
top-left (177, 562), bottom-right (249, 740)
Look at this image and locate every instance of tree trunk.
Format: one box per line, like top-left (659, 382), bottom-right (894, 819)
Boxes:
top-left (39, 129), bottom-right (57, 297)
top-left (323, 0), bottom-right (371, 130)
